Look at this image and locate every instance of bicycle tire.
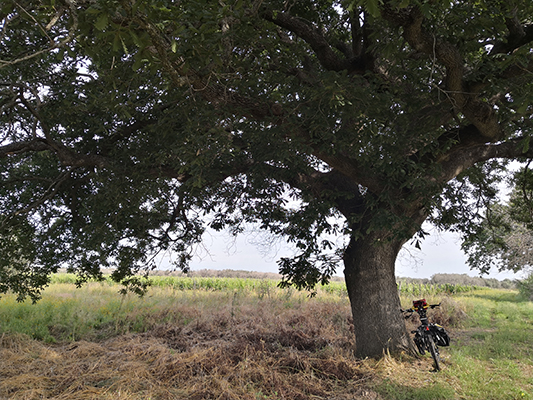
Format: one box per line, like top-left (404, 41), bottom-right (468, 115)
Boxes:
top-left (427, 336), bottom-right (441, 371)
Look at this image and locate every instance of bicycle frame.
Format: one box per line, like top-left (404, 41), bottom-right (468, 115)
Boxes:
top-left (402, 299), bottom-right (448, 371)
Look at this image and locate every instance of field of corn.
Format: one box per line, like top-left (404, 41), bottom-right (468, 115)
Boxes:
top-left (51, 273), bottom-right (482, 297)
top-left (0, 273), bottom-right (532, 400)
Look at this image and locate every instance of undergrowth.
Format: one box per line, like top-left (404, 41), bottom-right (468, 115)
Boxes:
top-left (0, 280), bottom-right (531, 399)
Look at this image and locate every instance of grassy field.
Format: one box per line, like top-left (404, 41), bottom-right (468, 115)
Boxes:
top-left (0, 275), bottom-right (531, 399)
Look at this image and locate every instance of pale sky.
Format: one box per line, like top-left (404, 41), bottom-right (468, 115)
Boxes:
top-left (175, 161), bottom-right (527, 281)
top-left (182, 163), bottom-right (525, 281)
top-left (181, 226), bottom-right (522, 281)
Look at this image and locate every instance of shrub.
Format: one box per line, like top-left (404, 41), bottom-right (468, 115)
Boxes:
top-left (516, 272), bottom-right (533, 300)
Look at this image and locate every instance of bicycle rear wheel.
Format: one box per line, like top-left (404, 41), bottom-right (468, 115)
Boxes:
top-left (427, 336), bottom-right (441, 371)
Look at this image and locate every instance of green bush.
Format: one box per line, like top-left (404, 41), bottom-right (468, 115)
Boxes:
top-left (517, 272), bottom-right (533, 300)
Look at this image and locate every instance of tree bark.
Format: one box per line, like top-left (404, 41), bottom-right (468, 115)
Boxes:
top-left (343, 231), bottom-right (414, 358)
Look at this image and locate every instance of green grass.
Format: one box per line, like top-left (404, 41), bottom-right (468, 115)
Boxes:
top-left (375, 379), bottom-right (456, 400)
top-left (446, 353), bottom-right (531, 400)
top-left (0, 277), bottom-right (532, 399)
top-left (444, 289), bottom-right (533, 399)
top-left (0, 283), bottom-right (127, 342)
top-left (456, 289), bottom-right (533, 359)
top-left (387, 288), bottom-right (533, 400)
top-left (0, 278), bottom-right (326, 342)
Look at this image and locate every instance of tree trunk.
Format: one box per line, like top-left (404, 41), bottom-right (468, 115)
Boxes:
top-left (343, 231), bottom-right (413, 359)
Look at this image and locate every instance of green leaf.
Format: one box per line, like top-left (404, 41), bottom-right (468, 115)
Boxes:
top-left (522, 136), bottom-right (530, 153)
top-left (362, 0), bottom-right (380, 17)
top-left (130, 31), bottom-right (141, 48)
top-left (517, 103), bottom-right (529, 114)
top-left (120, 35), bottom-right (129, 55)
top-left (94, 13), bottom-right (109, 31)
top-left (113, 33), bottom-right (121, 52)
top-left (132, 56), bottom-right (144, 71)
top-left (55, 49), bottom-right (65, 62)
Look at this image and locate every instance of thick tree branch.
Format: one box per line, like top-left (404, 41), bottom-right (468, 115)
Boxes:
top-left (261, 9), bottom-right (348, 71)
top-left (257, 162), bottom-right (365, 221)
top-left (438, 139), bottom-right (533, 183)
top-left (491, 16), bottom-right (533, 55)
top-left (261, 9), bottom-right (368, 74)
top-left (54, 144), bottom-right (110, 169)
top-left (0, 138), bottom-right (49, 156)
top-left (425, 124), bottom-right (491, 165)
top-left (281, 122), bottom-right (385, 194)
top-left (350, 10), bottom-right (363, 57)
top-left (310, 148), bottom-right (383, 194)
top-left (0, 137), bottom-right (110, 169)
top-left (382, 4), bottom-right (502, 143)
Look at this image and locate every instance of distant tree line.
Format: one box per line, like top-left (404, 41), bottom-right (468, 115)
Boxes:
top-left (158, 268), bottom-right (284, 281)
top-left (397, 273), bottom-right (516, 289)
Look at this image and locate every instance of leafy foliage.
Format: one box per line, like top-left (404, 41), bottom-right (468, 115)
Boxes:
top-left (462, 165), bottom-right (533, 274)
top-left (460, 163), bottom-right (533, 300)
top-left (516, 273), bottom-right (533, 300)
top-left (0, 0), bottom-right (533, 315)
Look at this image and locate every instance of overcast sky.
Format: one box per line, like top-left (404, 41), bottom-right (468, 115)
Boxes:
top-left (178, 225), bottom-right (523, 281)
top-left (157, 164), bottom-right (525, 281)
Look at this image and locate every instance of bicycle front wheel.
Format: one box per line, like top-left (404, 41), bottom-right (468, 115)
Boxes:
top-left (427, 336), bottom-right (441, 371)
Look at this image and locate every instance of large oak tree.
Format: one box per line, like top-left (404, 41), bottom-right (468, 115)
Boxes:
top-left (1, 0), bottom-right (533, 358)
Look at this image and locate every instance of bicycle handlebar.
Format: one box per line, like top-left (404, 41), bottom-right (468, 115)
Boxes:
top-left (400, 303), bottom-right (441, 314)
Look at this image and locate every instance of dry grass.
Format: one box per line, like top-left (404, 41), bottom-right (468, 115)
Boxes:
top-left (0, 297), bottom-right (381, 400)
top-left (4, 284), bottom-right (521, 400)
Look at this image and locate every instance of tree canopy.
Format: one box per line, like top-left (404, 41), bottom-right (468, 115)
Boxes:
top-left (462, 164), bottom-right (533, 274)
top-left (1, 0), bottom-right (533, 357)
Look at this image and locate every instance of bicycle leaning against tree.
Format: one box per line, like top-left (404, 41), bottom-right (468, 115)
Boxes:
top-left (401, 299), bottom-right (450, 371)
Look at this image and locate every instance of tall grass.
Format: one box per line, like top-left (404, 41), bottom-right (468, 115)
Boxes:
top-left (1, 276), bottom-right (531, 399)
top-left (0, 277), bottom-right (347, 343)
top-left (0, 281), bottom-right (358, 400)
top-left (0, 274), bottom-right (481, 343)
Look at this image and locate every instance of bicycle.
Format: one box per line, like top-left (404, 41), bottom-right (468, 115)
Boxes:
top-left (401, 299), bottom-right (450, 371)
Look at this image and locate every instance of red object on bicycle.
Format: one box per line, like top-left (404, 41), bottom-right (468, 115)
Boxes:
top-left (413, 299), bottom-right (428, 311)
